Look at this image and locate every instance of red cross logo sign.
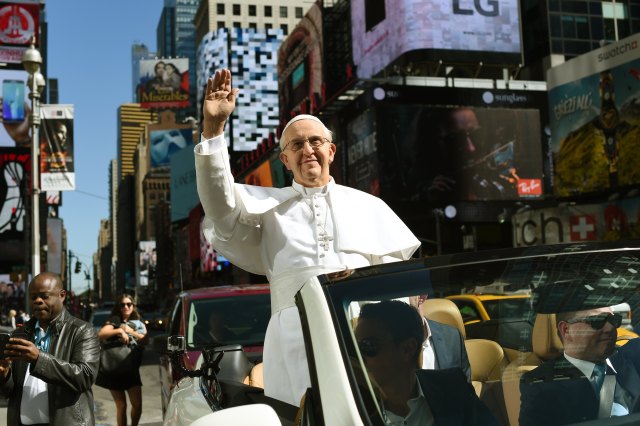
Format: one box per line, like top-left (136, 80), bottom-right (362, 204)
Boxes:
top-left (570, 215), bottom-right (597, 241)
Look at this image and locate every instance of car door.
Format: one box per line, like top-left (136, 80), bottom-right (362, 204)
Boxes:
top-left (159, 297), bottom-right (183, 414)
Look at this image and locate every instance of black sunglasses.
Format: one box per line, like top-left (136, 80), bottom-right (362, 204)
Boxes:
top-left (120, 302), bottom-right (134, 308)
top-left (357, 338), bottom-right (394, 358)
top-left (566, 313), bottom-right (622, 330)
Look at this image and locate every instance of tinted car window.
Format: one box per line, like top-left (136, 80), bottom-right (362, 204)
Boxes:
top-left (186, 294), bottom-right (271, 349)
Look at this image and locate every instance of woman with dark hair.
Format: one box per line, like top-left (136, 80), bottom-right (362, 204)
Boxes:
top-left (97, 294), bottom-right (147, 426)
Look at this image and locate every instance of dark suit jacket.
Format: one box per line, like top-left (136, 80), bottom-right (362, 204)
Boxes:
top-left (417, 368), bottom-right (498, 426)
top-left (519, 355), bottom-right (639, 426)
top-left (427, 319), bottom-right (471, 382)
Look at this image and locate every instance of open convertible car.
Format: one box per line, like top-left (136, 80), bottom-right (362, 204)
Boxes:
top-left (158, 241), bottom-right (640, 426)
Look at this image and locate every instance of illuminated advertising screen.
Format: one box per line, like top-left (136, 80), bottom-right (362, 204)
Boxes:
top-left (0, 69), bottom-right (28, 146)
top-left (137, 241), bottom-right (156, 287)
top-left (0, 1), bottom-right (40, 69)
top-left (150, 128), bottom-right (191, 167)
top-left (351, 0), bottom-right (522, 79)
top-left (0, 147), bottom-right (28, 271)
top-left (547, 33), bottom-right (640, 197)
top-left (362, 85), bottom-right (546, 203)
top-left (138, 58), bottom-right (189, 108)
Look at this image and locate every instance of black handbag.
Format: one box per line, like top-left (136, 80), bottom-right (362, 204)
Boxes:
top-left (99, 339), bottom-right (142, 376)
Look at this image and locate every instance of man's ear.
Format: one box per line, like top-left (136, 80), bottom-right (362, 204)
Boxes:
top-left (279, 151), bottom-right (292, 170)
top-left (59, 289), bottom-right (66, 303)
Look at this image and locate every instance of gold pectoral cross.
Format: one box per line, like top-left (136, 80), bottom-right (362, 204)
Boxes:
top-left (319, 233), bottom-right (333, 251)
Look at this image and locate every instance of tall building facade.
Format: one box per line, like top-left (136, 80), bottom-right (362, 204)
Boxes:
top-left (115, 105), bottom-right (158, 292)
top-left (132, 43), bottom-right (157, 103)
top-left (521, 0), bottom-right (640, 79)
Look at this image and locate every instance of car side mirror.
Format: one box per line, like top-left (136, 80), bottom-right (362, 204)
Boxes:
top-left (168, 335), bottom-right (185, 352)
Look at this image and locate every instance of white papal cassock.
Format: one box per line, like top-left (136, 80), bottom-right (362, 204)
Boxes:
top-left (195, 134), bottom-right (420, 406)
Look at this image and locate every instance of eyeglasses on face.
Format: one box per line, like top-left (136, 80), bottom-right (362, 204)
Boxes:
top-left (283, 135), bottom-right (329, 152)
top-left (566, 313), bottom-right (622, 330)
top-left (120, 302), bottom-right (134, 308)
top-left (357, 337), bottom-right (394, 358)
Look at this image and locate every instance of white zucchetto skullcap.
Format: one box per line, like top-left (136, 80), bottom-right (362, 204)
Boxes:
top-left (280, 114), bottom-right (324, 150)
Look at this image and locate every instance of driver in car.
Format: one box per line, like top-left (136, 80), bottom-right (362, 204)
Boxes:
top-left (520, 305), bottom-right (639, 425)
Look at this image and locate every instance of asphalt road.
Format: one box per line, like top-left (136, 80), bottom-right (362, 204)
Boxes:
top-left (0, 331), bottom-right (166, 426)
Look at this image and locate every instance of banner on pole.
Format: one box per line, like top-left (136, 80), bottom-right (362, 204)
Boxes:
top-left (40, 104), bottom-right (75, 191)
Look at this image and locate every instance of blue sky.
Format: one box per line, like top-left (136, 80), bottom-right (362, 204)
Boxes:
top-left (48, 1), bottom-right (164, 293)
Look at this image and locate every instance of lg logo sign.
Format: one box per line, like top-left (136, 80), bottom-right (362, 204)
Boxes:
top-left (453, 0), bottom-right (499, 17)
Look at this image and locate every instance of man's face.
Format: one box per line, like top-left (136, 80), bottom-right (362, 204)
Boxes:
top-left (279, 119), bottom-right (336, 188)
top-left (29, 275), bottom-right (65, 326)
top-left (559, 307), bottom-right (617, 363)
top-left (355, 318), bottom-right (412, 388)
top-left (55, 123), bottom-right (67, 144)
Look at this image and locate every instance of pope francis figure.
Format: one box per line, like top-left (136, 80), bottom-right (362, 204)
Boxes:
top-left (195, 69), bottom-right (420, 406)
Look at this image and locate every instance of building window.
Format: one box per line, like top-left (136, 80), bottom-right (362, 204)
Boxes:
top-left (216, 3), bottom-right (225, 14)
top-left (264, 5), bottom-right (272, 17)
top-left (249, 22), bottom-right (257, 30)
top-left (265, 23), bottom-right (273, 30)
top-left (217, 21), bottom-right (225, 30)
top-left (562, 15), bottom-right (576, 38)
top-left (249, 4), bottom-right (257, 16)
top-left (233, 4), bottom-right (241, 15)
top-left (233, 21), bottom-right (241, 28)
top-left (280, 23), bottom-right (288, 35)
top-left (280, 6), bottom-right (288, 18)
top-left (602, 1), bottom-right (627, 19)
top-left (295, 7), bottom-right (303, 19)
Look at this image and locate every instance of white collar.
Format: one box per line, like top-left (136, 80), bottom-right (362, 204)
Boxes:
top-left (291, 177), bottom-right (335, 197)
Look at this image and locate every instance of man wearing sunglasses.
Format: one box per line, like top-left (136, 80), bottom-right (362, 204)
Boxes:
top-left (195, 69), bottom-right (420, 406)
top-left (520, 306), bottom-right (639, 425)
top-left (355, 301), bottom-right (497, 425)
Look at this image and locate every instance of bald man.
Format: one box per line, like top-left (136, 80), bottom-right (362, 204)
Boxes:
top-left (195, 69), bottom-right (420, 405)
top-left (0, 272), bottom-right (100, 425)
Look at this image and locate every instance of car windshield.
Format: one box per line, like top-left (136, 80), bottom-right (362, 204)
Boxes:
top-left (186, 294), bottom-right (271, 349)
top-left (483, 297), bottom-right (533, 320)
top-left (323, 243), bottom-right (640, 426)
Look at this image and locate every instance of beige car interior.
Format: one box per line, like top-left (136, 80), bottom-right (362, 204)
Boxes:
top-left (421, 298), bottom-right (510, 425)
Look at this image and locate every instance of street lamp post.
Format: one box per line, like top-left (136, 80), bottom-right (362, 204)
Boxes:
top-left (22, 40), bottom-right (46, 279)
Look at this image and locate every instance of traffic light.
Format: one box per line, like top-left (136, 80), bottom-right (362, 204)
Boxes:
top-left (75, 261), bottom-right (82, 274)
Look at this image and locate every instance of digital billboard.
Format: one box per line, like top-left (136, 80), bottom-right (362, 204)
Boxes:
top-left (40, 104), bottom-right (75, 191)
top-left (0, 68), bottom-right (29, 146)
top-left (0, 1), bottom-right (40, 69)
top-left (351, 0), bottom-right (522, 79)
top-left (0, 147), bottom-right (28, 271)
top-left (547, 33), bottom-right (640, 197)
top-left (137, 241), bottom-right (156, 287)
top-left (150, 128), bottom-right (191, 167)
top-left (138, 58), bottom-right (190, 108)
top-left (377, 104), bottom-right (543, 202)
